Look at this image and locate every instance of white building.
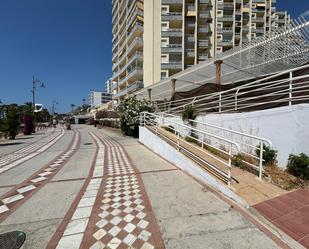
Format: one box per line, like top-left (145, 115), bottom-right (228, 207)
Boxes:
top-left (88, 91), bottom-right (112, 108)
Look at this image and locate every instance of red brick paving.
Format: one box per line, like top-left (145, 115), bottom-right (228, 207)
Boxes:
top-left (254, 188), bottom-right (309, 248)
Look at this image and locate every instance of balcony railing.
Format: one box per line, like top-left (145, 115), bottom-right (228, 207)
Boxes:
top-left (186, 34), bottom-right (195, 42)
top-left (185, 49), bottom-right (195, 57)
top-left (199, 11), bottom-right (211, 19)
top-left (161, 61), bottom-right (182, 69)
top-left (161, 44), bottom-right (182, 53)
top-left (161, 0), bottom-right (182, 4)
top-left (217, 27), bottom-right (233, 33)
top-left (114, 81), bottom-right (144, 98)
top-left (217, 15), bottom-right (234, 21)
top-left (217, 40), bottom-right (233, 46)
top-left (186, 4), bottom-right (195, 11)
top-left (161, 12), bottom-right (182, 21)
top-left (198, 27), bottom-right (210, 33)
top-left (198, 40), bottom-right (209, 47)
top-left (161, 28), bottom-right (182, 37)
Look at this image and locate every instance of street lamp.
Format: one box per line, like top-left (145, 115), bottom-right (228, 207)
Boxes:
top-left (31, 76), bottom-right (45, 113)
top-left (52, 100), bottom-right (58, 116)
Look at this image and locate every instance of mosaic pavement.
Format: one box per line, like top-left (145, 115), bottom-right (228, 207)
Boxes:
top-left (0, 129), bottom-right (65, 175)
top-left (48, 132), bottom-right (164, 249)
top-left (0, 130), bottom-right (79, 222)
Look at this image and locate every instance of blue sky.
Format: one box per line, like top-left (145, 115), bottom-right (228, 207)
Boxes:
top-left (0, 1), bottom-right (308, 113)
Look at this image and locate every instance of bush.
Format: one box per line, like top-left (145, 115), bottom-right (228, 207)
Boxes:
top-left (287, 153), bottom-right (309, 180)
top-left (256, 144), bottom-right (277, 165)
top-left (117, 96), bottom-right (154, 138)
top-left (23, 114), bottom-right (34, 135)
top-left (2, 107), bottom-right (20, 139)
top-left (181, 105), bottom-right (197, 124)
top-left (232, 154), bottom-right (244, 168)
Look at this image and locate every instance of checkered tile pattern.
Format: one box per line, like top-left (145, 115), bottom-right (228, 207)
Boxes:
top-left (0, 129), bottom-right (65, 175)
top-left (87, 136), bottom-right (156, 249)
top-left (55, 132), bottom-right (105, 249)
top-left (0, 130), bottom-right (79, 218)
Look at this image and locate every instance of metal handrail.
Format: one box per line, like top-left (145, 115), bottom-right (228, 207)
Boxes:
top-left (160, 112), bottom-right (272, 179)
top-left (140, 111), bottom-right (241, 187)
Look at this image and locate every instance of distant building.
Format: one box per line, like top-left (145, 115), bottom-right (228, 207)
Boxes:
top-left (88, 91), bottom-right (112, 108)
top-left (105, 78), bottom-right (113, 94)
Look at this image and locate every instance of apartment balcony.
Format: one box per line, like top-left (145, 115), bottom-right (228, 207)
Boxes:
top-left (252, 0), bottom-right (266, 2)
top-left (186, 21), bottom-right (196, 28)
top-left (217, 2), bottom-right (234, 9)
top-left (217, 27), bottom-right (233, 33)
top-left (114, 81), bottom-right (144, 98)
top-left (198, 40), bottom-right (209, 47)
top-left (199, 0), bottom-right (210, 4)
top-left (127, 51), bottom-right (143, 66)
top-left (217, 15), bottom-right (234, 22)
top-left (111, 82), bottom-right (118, 91)
top-left (126, 65), bottom-right (143, 82)
top-left (186, 34), bottom-right (195, 42)
top-left (185, 49), bottom-right (195, 57)
top-left (186, 4), bottom-right (196, 11)
top-left (252, 16), bottom-right (265, 22)
top-left (198, 54), bottom-right (208, 60)
top-left (252, 27), bottom-right (265, 33)
top-left (127, 37), bottom-right (143, 56)
top-left (161, 61), bottom-right (182, 70)
top-left (199, 11), bottom-right (211, 19)
top-left (161, 12), bottom-right (183, 21)
top-left (161, 44), bottom-right (182, 53)
top-left (276, 19), bottom-right (286, 24)
top-left (127, 8), bottom-right (144, 28)
top-left (242, 26), bottom-right (249, 32)
top-left (252, 8), bottom-right (266, 13)
top-left (198, 27), bottom-right (210, 33)
top-left (161, 28), bottom-right (182, 37)
top-left (127, 22), bottom-right (143, 42)
top-left (161, 0), bottom-right (182, 4)
top-left (217, 40), bottom-right (233, 46)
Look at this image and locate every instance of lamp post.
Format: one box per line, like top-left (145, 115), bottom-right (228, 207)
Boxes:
top-left (31, 76), bottom-right (45, 113)
top-left (52, 100), bottom-right (58, 117)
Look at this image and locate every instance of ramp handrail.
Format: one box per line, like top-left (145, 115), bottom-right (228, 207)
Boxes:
top-left (161, 113), bottom-right (272, 179)
top-left (140, 111), bottom-right (241, 187)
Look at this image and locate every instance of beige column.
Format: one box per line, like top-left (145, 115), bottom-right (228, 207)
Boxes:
top-left (214, 60), bottom-right (223, 84)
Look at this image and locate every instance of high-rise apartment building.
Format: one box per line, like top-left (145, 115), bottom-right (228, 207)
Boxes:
top-left (111, 0), bottom-right (290, 101)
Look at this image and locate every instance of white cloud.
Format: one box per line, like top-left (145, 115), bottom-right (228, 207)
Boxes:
top-left (300, 10), bottom-right (309, 17)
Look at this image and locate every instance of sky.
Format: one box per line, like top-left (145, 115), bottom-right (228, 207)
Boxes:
top-left (0, 0), bottom-right (308, 113)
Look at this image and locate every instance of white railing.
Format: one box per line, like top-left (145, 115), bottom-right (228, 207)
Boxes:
top-left (160, 113), bottom-right (272, 179)
top-left (155, 64), bottom-right (309, 115)
top-left (140, 112), bottom-right (241, 187)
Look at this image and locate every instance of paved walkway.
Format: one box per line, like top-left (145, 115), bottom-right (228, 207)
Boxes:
top-left (0, 125), bottom-right (292, 248)
top-left (254, 188), bottom-right (309, 248)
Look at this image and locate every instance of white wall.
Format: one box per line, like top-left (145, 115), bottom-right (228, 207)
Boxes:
top-left (198, 104), bottom-right (309, 168)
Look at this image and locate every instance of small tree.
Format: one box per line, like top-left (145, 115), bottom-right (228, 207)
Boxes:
top-left (287, 153), bottom-right (309, 180)
top-left (117, 96), bottom-right (154, 138)
top-left (182, 104), bottom-right (197, 138)
top-left (23, 114), bottom-right (34, 135)
top-left (3, 106), bottom-right (20, 139)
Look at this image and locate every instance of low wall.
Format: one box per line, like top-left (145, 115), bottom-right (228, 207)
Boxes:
top-left (199, 104), bottom-right (309, 168)
top-left (139, 126), bottom-right (248, 207)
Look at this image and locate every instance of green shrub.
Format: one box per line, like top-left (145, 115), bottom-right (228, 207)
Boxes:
top-left (232, 154), bottom-right (244, 168)
top-left (287, 153), bottom-right (309, 180)
top-left (182, 105), bottom-right (197, 124)
top-left (2, 106), bottom-right (20, 139)
top-left (255, 144), bottom-right (277, 165)
top-left (117, 96), bottom-right (154, 138)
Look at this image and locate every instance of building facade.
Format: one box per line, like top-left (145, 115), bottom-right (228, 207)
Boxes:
top-left (111, 0), bottom-right (290, 101)
top-left (88, 91), bottom-right (112, 108)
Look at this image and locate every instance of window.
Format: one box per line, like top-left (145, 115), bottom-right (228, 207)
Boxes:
top-left (161, 22), bottom-right (169, 31)
top-left (161, 71), bottom-right (168, 80)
